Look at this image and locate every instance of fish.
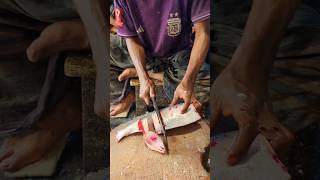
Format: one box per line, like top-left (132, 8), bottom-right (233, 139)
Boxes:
top-left (116, 103), bottom-right (202, 153)
top-left (138, 118), bottom-right (166, 154)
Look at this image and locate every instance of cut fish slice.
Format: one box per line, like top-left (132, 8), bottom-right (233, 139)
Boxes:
top-left (137, 118), bottom-right (166, 154)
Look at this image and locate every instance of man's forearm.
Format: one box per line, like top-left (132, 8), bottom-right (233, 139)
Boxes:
top-left (230, 0), bottom-right (300, 77)
top-left (125, 37), bottom-right (149, 81)
top-left (183, 20), bottom-right (210, 88)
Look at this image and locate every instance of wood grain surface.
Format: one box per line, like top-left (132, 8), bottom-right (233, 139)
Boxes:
top-left (110, 120), bottom-right (210, 180)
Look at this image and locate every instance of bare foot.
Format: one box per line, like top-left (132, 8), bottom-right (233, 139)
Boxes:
top-left (0, 92), bottom-right (81, 172)
top-left (118, 68), bottom-right (164, 82)
top-left (27, 21), bottom-right (89, 62)
top-left (110, 92), bottom-right (135, 117)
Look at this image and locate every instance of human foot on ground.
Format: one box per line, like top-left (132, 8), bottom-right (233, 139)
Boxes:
top-left (118, 68), bottom-right (164, 82)
top-left (27, 21), bottom-right (89, 62)
top-left (211, 66), bottom-right (294, 166)
top-left (0, 92), bottom-right (82, 172)
top-left (110, 92), bottom-right (135, 117)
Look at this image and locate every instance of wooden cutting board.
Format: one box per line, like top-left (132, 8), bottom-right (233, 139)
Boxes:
top-left (110, 120), bottom-right (210, 180)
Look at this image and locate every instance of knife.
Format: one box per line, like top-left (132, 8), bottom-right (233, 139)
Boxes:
top-left (151, 97), bottom-right (169, 153)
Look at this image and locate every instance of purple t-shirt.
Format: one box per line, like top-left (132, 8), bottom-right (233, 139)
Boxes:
top-left (114, 0), bottom-right (210, 58)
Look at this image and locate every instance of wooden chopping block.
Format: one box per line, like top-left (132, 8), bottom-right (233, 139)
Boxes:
top-left (110, 120), bottom-right (210, 180)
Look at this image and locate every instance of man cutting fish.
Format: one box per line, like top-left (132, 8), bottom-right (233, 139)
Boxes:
top-left (110, 0), bottom-right (211, 116)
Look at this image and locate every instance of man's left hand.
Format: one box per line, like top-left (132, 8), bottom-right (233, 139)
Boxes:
top-left (170, 81), bottom-right (201, 114)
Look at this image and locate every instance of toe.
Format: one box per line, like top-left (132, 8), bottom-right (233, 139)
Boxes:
top-left (0, 155), bottom-right (16, 172)
top-left (118, 70), bottom-right (130, 81)
top-left (26, 39), bottom-right (46, 62)
top-left (26, 45), bottom-right (38, 62)
top-left (110, 106), bottom-right (121, 116)
top-left (110, 105), bottom-right (115, 112)
top-left (0, 147), bottom-right (13, 162)
top-left (118, 68), bottom-right (137, 81)
top-left (110, 110), bottom-right (116, 116)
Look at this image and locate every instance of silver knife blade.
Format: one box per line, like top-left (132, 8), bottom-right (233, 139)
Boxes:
top-left (151, 97), bottom-right (169, 153)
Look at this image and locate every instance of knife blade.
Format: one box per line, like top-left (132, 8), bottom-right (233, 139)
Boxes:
top-left (151, 97), bottom-right (169, 153)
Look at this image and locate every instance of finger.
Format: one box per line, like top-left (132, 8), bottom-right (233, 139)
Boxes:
top-left (227, 111), bottom-right (258, 166)
top-left (191, 95), bottom-right (202, 112)
top-left (257, 103), bottom-right (295, 151)
top-left (150, 86), bottom-right (156, 98)
top-left (211, 102), bottom-right (222, 132)
top-left (192, 100), bottom-right (203, 116)
top-left (181, 98), bottom-right (191, 114)
top-left (170, 94), bottom-right (179, 107)
top-left (139, 91), bottom-right (150, 105)
top-left (144, 97), bottom-right (151, 105)
top-left (268, 124), bottom-right (295, 152)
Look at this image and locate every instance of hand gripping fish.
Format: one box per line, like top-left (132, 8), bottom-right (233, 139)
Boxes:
top-left (116, 103), bottom-right (202, 153)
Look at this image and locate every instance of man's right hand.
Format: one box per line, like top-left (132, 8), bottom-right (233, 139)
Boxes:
top-left (139, 77), bottom-right (156, 105)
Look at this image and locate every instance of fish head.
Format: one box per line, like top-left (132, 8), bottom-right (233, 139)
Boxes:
top-left (145, 132), bottom-right (166, 154)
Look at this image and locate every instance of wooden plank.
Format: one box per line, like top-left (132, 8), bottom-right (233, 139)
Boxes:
top-left (130, 79), bottom-right (210, 87)
top-left (64, 55), bottom-right (96, 78)
top-left (130, 79), bottom-right (163, 87)
top-left (110, 120), bottom-right (210, 179)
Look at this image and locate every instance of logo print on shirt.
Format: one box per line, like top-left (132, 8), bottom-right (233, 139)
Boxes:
top-left (167, 12), bottom-right (181, 37)
top-left (136, 25), bottom-right (144, 34)
top-left (115, 8), bottom-right (124, 28)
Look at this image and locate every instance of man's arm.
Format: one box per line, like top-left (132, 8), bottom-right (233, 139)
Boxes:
top-left (171, 19), bottom-right (210, 113)
top-left (126, 37), bottom-right (156, 105)
top-left (230, 0), bottom-right (301, 91)
top-left (184, 19), bottom-right (210, 90)
top-left (211, 0), bottom-right (300, 166)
